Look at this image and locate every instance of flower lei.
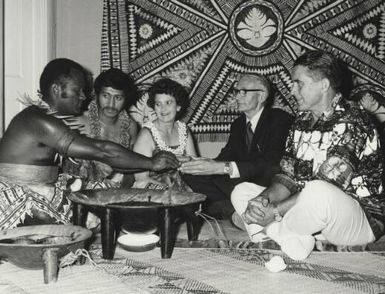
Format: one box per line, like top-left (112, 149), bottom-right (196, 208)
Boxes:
top-left (18, 93), bottom-right (59, 116)
top-left (144, 120), bottom-right (187, 155)
top-left (88, 101), bottom-right (132, 148)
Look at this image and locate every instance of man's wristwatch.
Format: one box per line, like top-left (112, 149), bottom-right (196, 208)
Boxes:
top-left (272, 203), bottom-right (283, 222)
top-left (223, 162), bottom-right (232, 175)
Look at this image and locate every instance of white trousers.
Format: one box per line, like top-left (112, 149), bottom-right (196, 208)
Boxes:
top-left (231, 180), bottom-right (375, 257)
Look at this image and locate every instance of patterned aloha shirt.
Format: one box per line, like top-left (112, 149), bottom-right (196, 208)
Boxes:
top-left (273, 97), bottom-right (385, 239)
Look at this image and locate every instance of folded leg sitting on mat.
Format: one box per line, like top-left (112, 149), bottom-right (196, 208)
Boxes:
top-left (231, 180), bottom-right (375, 260)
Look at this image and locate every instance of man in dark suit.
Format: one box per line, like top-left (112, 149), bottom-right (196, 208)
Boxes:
top-left (180, 74), bottom-right (294, 218)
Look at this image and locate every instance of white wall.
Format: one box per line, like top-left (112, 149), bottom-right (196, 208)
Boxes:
top-left (3, 0), bottom-right (103, 127)
top-left (197, 141), bottom-right (224, 158)
top-left (0, 0), bottom-right (4, 136)
top-left (4, 0), bottom-right (54, 128)
top-left (55, 0), bottom-right (103, 77)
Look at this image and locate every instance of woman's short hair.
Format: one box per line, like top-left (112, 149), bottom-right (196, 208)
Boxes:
top-left (147, 78), bottom-right (190, 119)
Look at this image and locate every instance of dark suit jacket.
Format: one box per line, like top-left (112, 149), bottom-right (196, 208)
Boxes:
top-left (215, 107), bottom-right (294, 186)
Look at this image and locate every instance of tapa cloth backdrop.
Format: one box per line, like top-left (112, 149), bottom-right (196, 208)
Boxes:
top-left (101, 0), bottom-right (385, 141)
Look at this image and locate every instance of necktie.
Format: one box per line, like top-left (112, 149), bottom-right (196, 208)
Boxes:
top-left (245, 121), bottom-right (253, 151)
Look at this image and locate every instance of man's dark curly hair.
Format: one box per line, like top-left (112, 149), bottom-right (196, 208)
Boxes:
top-left (94, 68), bottom-right (138, 111)
top-left (147, 78), bottom-right (189, 120)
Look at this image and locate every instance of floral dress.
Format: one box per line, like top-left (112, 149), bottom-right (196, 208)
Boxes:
top-left (140, 120), bottom-right (190, 191)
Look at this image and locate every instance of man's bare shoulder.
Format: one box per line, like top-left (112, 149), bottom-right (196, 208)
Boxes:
top-left (20, 105), bottom-right (61, 125)
top-left (0, 106), bottom-right (74, 164)
top-left (6, 106), bottom-right (70, 139)
top-left (16, 105), bottom-right (53, 120)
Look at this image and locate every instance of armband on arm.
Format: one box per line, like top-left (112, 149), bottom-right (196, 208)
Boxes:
top-left (54, 130), bottom-right (77, 156)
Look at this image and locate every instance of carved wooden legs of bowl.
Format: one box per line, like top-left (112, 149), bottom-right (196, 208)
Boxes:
top-left (42, 248), bottom-right (59, 284)
top-left (183, 204), bottom-right (201, 241)
top-left (72, 203), bottom-right (201, 259)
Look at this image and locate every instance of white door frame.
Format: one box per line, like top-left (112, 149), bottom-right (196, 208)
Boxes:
top-left (0, 0), bottom-right (4, 136)
top-left (4, 0), bottom-right (55, 130)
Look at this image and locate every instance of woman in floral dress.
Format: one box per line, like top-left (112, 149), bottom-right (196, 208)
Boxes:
top-left (133, 78), bottom-right (197, 191)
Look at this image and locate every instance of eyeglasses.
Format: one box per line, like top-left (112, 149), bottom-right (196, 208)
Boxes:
top-left (232, 88), bottom-right (264, 96)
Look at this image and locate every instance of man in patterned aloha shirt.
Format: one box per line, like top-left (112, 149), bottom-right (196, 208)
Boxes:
top-left (231, 50), bottom-right (384, 260)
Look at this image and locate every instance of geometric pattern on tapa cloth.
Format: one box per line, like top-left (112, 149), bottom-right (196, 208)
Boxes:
top-left (90, 248), bottom-right (225, 294)
top-left (0, 175), bottom-right (72, 230)
top-left (211, 248), bottom-right (385, 294)
top-left (101, 0), bottom-right (385, 142)
top-left (0, 174), bottom-right (111, 231)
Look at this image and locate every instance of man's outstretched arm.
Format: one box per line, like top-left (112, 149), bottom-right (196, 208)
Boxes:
top-left (68, 136), bottom-right (179, 172)
top-left (38, 114), bottom-right (179, 172)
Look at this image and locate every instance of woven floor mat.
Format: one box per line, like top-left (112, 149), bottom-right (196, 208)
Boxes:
top-left (89, 245), bottom-right (385, 294)
top-left (175, 218), bottom-right (385, 252)
top-left (175, 238), bottom-right (281, 250)
top-left (2, 245), bottom-right (385, 293)
top-left (174, 238), bottom-right (384, 252)
top-left (0, 258), bottom-right (147, 294)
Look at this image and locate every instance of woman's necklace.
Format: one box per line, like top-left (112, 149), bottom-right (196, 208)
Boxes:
top-left (145, 120), bottom-right (187, 155)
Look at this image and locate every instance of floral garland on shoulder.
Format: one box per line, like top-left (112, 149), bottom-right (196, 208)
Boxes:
top-left (18, 93), bottom-right (60, 116)
top-left (143, 120), bottom-right (187, 155)
top-left (88, 101), bottom-right (132, 148)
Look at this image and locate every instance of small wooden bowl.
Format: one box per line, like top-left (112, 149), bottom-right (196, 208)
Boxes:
top-left (0, 224), bottom-right (92, 283)
top-left (117, 232), bottom-right (159, 252)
